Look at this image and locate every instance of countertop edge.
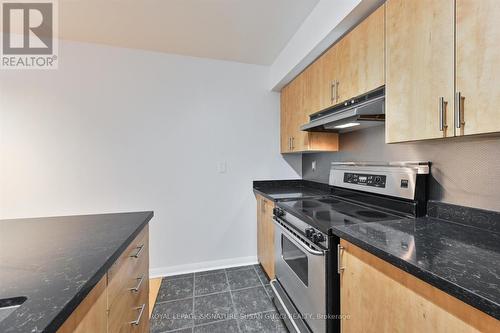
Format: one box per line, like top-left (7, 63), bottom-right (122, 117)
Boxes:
top-left (44, 211), bottom-right (154, 333)
top-left (253, 188), bottom-right (276, 202)
top-left (332, 227), bottom-right (500, 321)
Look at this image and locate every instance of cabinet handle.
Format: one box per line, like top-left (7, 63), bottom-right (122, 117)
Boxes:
top-left (438, 97), bottom-right (447, 132)
top-left (288, 137), bottom-right (291, 150)
top-left (129, 303), bottom-right (146, 326)
top-left (330, 81), bottom-right (335, 103)
top-left (130, 244), bottom-right (145, 258)
top-left (261, 198), bottom-right (265, 213)
top-left (291, 137), bottom-right (294, 150)
top-left (129, 274), bottom-right (145, 293)
top-left (335, 80), bottom-right (339, 103)
top-left (455, 92), bottom-right (463, 129)
top-left (337, 244), bottom-right (345, 274)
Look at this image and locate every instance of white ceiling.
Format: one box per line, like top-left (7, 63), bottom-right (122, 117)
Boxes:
top-left (58, 0), bottom-right (320, 65)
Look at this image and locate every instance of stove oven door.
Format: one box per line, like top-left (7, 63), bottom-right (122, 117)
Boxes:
top-left (274, 219), bottom-right (326, 333)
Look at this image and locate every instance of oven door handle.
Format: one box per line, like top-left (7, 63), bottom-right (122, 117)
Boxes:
top-left (274, 219), bottom-right (326, 256)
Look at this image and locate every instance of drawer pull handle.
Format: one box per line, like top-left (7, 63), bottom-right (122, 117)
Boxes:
top-left (130, 303), bottom-right (146, 326)
top-left (337, 244), bottom-right (345, 274)
top-left (129, 274), bottom-right (145, 293)
top-left (130, 244), bottom-right (145, 258)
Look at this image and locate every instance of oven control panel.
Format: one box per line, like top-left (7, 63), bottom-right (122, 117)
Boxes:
top-left (344, 173), bottom-right (386, 188)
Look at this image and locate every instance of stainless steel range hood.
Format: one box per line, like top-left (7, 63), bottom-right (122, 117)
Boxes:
top-left (301, 87), bottom-right (385, 133)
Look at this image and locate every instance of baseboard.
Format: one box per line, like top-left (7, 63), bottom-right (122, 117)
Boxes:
top-left (149, 256), bottom-right (258, 278)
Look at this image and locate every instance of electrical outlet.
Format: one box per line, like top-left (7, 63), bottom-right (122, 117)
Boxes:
top-left (312, 160), bottom-right (316, 172)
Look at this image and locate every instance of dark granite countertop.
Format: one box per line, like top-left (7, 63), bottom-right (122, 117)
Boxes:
top-left (0, 211), bottom-right (153, 333)
top-left (253, 179), bottom-right (331, 201)
top-left (252, 181), bottom-right (500, 319)
top-left (332, 201), bottom-right (500, 320)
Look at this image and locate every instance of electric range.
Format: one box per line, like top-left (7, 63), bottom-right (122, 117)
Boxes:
top-left (270, 161), bottom-right (430, 333)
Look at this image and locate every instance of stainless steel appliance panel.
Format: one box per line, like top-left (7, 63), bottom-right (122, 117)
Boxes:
top-left (274, 219), bottom-right (326, 333)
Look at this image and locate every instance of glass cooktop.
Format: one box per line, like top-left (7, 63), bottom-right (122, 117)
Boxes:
top-left (278, 196), bottom-right (405, 233)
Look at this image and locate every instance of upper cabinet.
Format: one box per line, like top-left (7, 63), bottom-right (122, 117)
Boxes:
top-left (386, 0), bottom-right (455, 142)
top-left (311, 4), bottom-right (385, 113)
top-left (279, 4), bottom-right (384, 154)
top-left (386, 0), bottom-right (500, 143)
top-left (456, 0), bottom-right (500, 136)
top-left (281, 69), bottom-right (339, 153)
top-left (335, 5), bottom-right (385, 105)
top-left (310, 46), bottom-right (338, 112)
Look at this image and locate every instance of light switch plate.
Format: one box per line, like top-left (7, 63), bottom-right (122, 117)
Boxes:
top-left (312, 160), bottom-right (316, 172)
top-left (218, 161), bottom-right (227, 174)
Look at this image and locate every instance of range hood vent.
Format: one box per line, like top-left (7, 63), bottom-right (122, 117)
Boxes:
top-left (301, 87), bottom-right (385, 133)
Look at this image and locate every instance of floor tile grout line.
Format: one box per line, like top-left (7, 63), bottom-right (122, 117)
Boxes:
top-left (231, 284), bottom-right (266, 293)
top-left (188, 309), bottom-right (280, 331)
top-left (194, 288), bottom-right (230, 298)
top-left (155, 283), bottom-right (264, 306)
top-left (191, 273), bottom-right (195, 328)
top-left (191, 317), bottom-right (236, 329)
top-left (224, 268), bottom-right (242, 333)
top-left (160, 326), bottom-right (194, 333)
top-left (155, 295), bottom-right (196, 305)
top-left (153, 266), bottom-right (278, 333)
top-left (253, 264), bottom-right (273, 299)
top-left (253, 264), bottom-right (266, 288)
top-left (194, 269), bottom-right (226, 277)
top-left (157, 309), bottom-right (281, 333)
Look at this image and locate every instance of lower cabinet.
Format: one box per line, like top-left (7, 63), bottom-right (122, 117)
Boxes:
top-left (57, 276), bottom-right (108, 333)
top-left (256, 194), bottom-right (275, 279)
top-left (108, 226), bottom-right (150, 333)
top-left (58, 226), bottom-right (150, 333)
top-left (339, 239), bottom-right (500, 333)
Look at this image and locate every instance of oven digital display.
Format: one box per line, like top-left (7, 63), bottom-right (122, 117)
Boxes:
top-left (343, 173), bottom-right (386, 188)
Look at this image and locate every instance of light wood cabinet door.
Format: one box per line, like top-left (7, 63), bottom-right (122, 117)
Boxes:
top-left (456, 0), bottom-right (500, 136)
top-left (256, 194), bottom-right (275, 279)
top-left (280, 79), bottom-right (292, 153)
top-left (291, 71), bottom-right (310, 152)
top-left (108, 227), bottom-right (150, 333)
top-left (339, 240), bottom-right (500, 333)
top-left (280, 71), bottom-right (339, 154)
top-left (335, 4), bottom-right (385, 105)
top-left (57, 276), bottom-right (108, 333)
top-left (57, 226), bottom-right (150, 333)
top-left (312, 46), bottom-right (338, 112)
top-left (280, 76), bottom-right (301, 153)
top-left (385, 0), bottom-right (455, 143)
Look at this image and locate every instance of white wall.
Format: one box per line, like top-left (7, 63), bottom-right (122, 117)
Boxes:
top-left (0, 40), bottom-right (301, 276)
top-left (269, 0), bottom-right (384, 91)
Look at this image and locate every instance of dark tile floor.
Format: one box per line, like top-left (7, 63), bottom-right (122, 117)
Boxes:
top-left (150, 265), bottom-right (288, 333)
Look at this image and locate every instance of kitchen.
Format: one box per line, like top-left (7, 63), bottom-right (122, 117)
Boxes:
top-left (0, 0), bottom-right (499, 332)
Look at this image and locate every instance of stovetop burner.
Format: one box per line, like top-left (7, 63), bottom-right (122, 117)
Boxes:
top-left (275, 162), bottom-right (429, 236)
top-left (278, 195), bottom-right (405, 234)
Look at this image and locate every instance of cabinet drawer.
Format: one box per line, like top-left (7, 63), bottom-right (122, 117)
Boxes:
top-left (107, 226), bottom-right (149, 333)
top-left (108, 278), bottom-right (149, 333)
top-left (108, 227), bottom-right (149, 308)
